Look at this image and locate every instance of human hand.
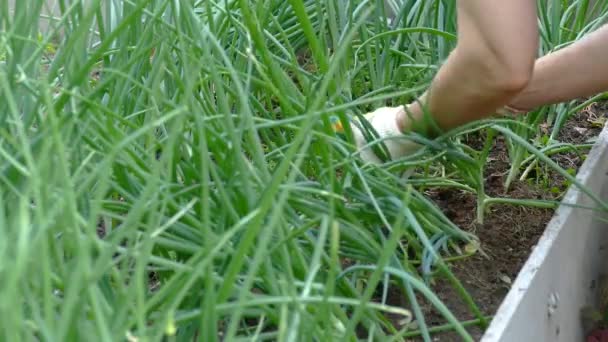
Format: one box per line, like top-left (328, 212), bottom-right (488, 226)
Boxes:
top-left (334, 105), bottom-right (421, 164)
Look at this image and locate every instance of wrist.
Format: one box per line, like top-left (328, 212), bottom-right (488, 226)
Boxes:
top-left (401, 95), bottom-right (444, 139)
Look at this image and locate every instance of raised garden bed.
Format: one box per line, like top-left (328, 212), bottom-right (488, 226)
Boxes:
top-left (398, 103), bottom-right (608, 340)
top-left (479, 118), bottom-right (608, 341)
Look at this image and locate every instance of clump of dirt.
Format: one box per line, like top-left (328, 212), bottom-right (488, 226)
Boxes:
top-left (557, 101), bottom-right (607, 145)
top-left (546, 101), bottom-right (608, 190)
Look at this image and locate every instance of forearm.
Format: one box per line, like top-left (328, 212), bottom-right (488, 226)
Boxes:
top-left (508, 24), bottom-right (608, 111)
top-left (403, 47), bottom-right (528, 133)
top-left (399, 0), bottom-right (538, 134)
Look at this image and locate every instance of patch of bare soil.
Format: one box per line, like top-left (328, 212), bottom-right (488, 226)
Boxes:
top-left (405, 102), bottom-right (607, 341)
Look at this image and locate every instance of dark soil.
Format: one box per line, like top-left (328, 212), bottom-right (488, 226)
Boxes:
top-left (404, 101), bottom-right (608, 341)
top-left (418, 178), bottom-right (554, 340)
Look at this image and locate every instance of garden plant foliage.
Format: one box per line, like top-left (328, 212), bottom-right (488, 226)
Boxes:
top-left (1, 0), bottom-right (607, 341)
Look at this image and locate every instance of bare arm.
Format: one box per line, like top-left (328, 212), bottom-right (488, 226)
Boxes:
top-left (399, 0), bottom-right (539, 134)
top-left (507, 24), bottom-right (608, 111)
top-left (351, 3), bottom-right (608, 164)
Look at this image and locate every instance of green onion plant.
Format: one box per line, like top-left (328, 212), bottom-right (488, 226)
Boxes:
top-left (1, 0), bottom-right (607, 341)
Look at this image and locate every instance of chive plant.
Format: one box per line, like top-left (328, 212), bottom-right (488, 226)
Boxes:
top-left (362, 0), bottom-right (608, 222)
top-left (503, 0), bottom-right (608, 190)
top-left (1, 0), bottom-right (607, 341)
top-left (0, 0), bottom-right (478, 340)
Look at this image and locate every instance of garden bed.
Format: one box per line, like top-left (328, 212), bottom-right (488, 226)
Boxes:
top-left (6, 1), bottom-right (608, 340)
top-left (394, 102), bottom-right (608, 340)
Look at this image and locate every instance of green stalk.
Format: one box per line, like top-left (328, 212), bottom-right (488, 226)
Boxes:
top-left (476, 128), bottom-right (497, 224)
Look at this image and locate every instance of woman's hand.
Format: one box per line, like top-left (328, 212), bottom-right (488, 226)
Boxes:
top-left (347, 106), bottom-right (421, 164)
